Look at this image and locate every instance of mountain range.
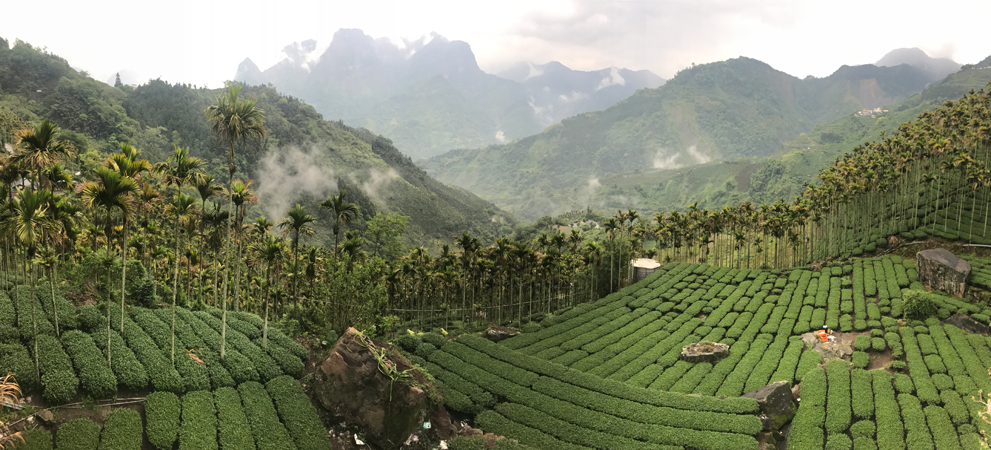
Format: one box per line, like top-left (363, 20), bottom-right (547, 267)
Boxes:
top-left (0, 37), bottom-right (513, 247)
top-left (422, 48), bottom-right (962, 220)
top-left (234, 29), bottom-right (664, 160)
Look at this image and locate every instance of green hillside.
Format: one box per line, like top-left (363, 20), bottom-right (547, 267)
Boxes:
top-left (423, 57), bottom-right (935, 220)
top-left (0, 37), bottom-right (513, 247)
top-left (417, 254), bottom-right (991, 449)
top-left (591, 57), bottom-right (991, 216)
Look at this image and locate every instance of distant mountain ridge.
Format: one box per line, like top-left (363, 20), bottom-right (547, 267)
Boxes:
top-left (581, 51), bottom-right (989, 220)
top-left (875, 47), bottom-right (961, 82)
top-left (423, 53), bottom-right (944, 220)
top-left (234, 29), bottom-right (664, 160)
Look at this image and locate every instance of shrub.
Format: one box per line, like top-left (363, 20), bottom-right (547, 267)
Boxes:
top-left (35, 334), bottom-right (78, 404)
top-left (396, 334), bottom-right (422, 353)
top-left (851, 369), bottom-right (873, 420)
top-left (893, 373), bottom-right (914, 394)
top-left (924, 405), bottom-right (963, 450)
top-left (825, 360), bottom-right (851, 434)
top-left (14, 286), bottom-right (56, 339)
top-left (870, 337), bottom-right (886, 352)
top-left (145, 391), bottom-right (180, 450)
top-left (89, 328), bottom-right (148, 391)
top-left (117, 314), bottom-right (183, 393)
top-left (852, 351), bottom-right (869, 369)
top-left (826, 434), bottom-right (852, 450)
top-left (61, 330), bottom-right (116, 399)
top-left (12, 428), bottom-right (52, 450)
top-left (98, 408), bottom-right (142, 450)
top-left (55, 418), bottom-right (100, 450)
top-left (0, 291), bottom-right (18, 342)
top-left (898, 394), bottom-right (934, 450)
top-left (238, 381), bottom-right (297, 450)
top-left (872, 370), bottom-right (904, 450)
top-left (0, 343), bottom-right (39, 394)
top-left (902, 290), bottom-right (937, 320)
top-left (930, 373), bottom-right (953, 391)
top-left (849, 420), bottom-right (874, 439)
top-left (266, 376), bottom-right (333, 450)
top-left (77, 305), bottom-right (106, 332)
top-left (854, 336), bottom-right (870, 351)
top-left (789, 368), bottom-right (826, 449)
top-left (796, 349), bottom-right (822, 380)
top-left (179, 390), bottom-right (218, 450)
top-left (214, 387), bottom-right (255, 450)
top-left (940, 390), bottom-right (970, 426)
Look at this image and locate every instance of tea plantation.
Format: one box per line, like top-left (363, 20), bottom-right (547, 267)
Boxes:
top-left (0, 289), bottom-right (331, 450)
top-left (421, 255), bottom-right (991, 449)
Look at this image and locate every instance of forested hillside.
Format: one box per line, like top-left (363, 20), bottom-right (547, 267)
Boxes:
top-left (593, 53), bottom-right (991, 215)
top-left (423, 56), bottom-right (939, 220)
top-left (0, 37), bottom-right (514, 247)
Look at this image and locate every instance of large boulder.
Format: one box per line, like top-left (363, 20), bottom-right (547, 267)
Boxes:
top-left (680, 341), bottom-right (730, 363)
top-left (917, 248), bottom-right (971, 297)
top-left (483, 325), bottom-right (520, 342)
top-left (311, 328), bottom-right (442, 450)
top-left (743, 381), bottom-right (798, 432)
top-left (945, 313), bottom-right (989, 335)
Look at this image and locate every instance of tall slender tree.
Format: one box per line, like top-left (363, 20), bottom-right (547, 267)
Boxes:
top-left (278, 204), bottom-right (315, 309)
top-left (321, 189), bottom-right (358, 252)
top-left (205, 84), bottom-right (266, 361)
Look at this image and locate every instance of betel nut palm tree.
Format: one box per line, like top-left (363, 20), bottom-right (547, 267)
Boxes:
top-left (3, 188), bottom-right (58, 380)
top-left (321, 189), bottom-right (358, 252)
top-left (205, 84), bottom-right (265, 360)
top-left (81, 166), bottom-right (139, 366)
top-left (278, 204), bottom-right (315, 309)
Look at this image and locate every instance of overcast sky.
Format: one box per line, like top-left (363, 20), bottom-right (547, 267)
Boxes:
top-left (4, 0), bottom-right (991, 87)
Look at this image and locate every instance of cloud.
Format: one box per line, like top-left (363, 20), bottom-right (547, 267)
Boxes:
top-left (687, 145), bottom-right (711, 164)
top-left (495, 130), bottom-right (508, 143)
top-left (558, 90), bottom-right (588, 102)
top-left (653, 149), bottom-right (681, 170)
top-left (525, 62), bottom-right (544, 80)
top-left (579, 176), bottom-right (602, 203)
top-left (596, 67), bottom-right (625, 90)
top-left (352, 167), bottom-right (400, 204)
top-left (254, 145), bottom-right (338, 221)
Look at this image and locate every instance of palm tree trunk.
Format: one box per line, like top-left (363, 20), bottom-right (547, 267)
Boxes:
top-left (31, 263), bottom-right (40, 381)
top-left (263, 262), bottom-right (272, 349)
top-left (171, 220), bottom-right (182, 365)
top-left (234, 228), bottom-right (243, 312)
top-left (120, 222), bottom-right (128, 336)
top-left (220, 159), bottom-right (235, 361)
top-left (49, 267), bottom-right (58, 337)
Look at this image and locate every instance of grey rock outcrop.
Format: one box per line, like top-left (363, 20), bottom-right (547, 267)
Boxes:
top-left (945, 313), bottom-right (989, 335)
top-left (680, 341), bottom-right (730, 363)
top-left (917, 248), bottom-right (971, 297)
top-left (311, 328), bottom-right (442, 450)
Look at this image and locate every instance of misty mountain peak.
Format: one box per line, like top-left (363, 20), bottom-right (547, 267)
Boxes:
top-left (876, 47), bottom-right (961, 81)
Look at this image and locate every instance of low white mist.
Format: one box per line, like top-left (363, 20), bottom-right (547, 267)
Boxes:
top-left (254, 145), bottom-right (338, 221)
top-left (352, 167), bottom-right (400, 205)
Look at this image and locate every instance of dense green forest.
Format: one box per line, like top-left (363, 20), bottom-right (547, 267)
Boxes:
top-left (423, 56), bottom-right (938, 220)
top-left (592, 54), bottom-right (991, 215)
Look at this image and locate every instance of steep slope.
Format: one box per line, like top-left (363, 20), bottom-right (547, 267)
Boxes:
top-left (0, 37), bottom-right (513, 246)
top-left (587, 53), bottom-right (991, 216)
top-left (234, 29), bottom-right (663, 160)
top-left (423, 57), bottom-right (934, 220)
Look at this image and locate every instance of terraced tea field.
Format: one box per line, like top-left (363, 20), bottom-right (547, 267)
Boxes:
top-left (0, 287), bottom-right (330, 450)
top-left (422, 256), bottom-right (991, 449)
